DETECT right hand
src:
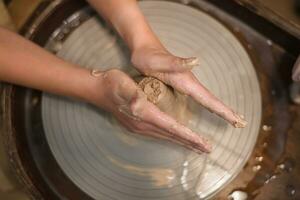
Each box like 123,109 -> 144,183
131,46 -> 247,128
91,69 -> 212,153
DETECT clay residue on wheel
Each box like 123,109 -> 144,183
138,76 -> 190,125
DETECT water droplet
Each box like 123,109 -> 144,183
264,173 -> 271,179
277,164 -> 285,170
70,19 -> 80,27
234,27 -> 240,32
262,142 -> 268,148
277,163 -> 285,170
264,174 -> 277,185
31,97 -> 39,106
267,39 -> 273,46
264,179 -> 270,185
262,125 -> 272,132
255,156 -> 264,162
270,175 -> 277,181
277,158 -> 295,172
62,27 -> 70,34
252,165 -> 261,172
56,32 -> 64,40
271,90 -> 276,95
286,185 -> 296,196
183,161 -> 189,167
228,190 -> 248,200
50,41 -> 63,52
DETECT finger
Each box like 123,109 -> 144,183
130,96 -> 212,153
147,126 -> 212,154
148,55 -> 199,73
137,124 -> 209,154
116,110 -> 209,154
165,72 -> 247,128
115,106 -> 203,150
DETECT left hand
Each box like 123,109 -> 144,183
90,69 -> 212,153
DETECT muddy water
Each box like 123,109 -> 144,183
212,36 -> 300,199
223,101 -> 300,200
220,82 -> 299,200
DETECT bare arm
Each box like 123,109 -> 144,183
0,27 -> 211,153
0,27 -> 100,103
0,1 -> 245,153
87,0 -> 199,73
87,0 -> 162,51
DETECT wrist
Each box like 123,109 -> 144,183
75,68 -> 105,107
131,33 -> 163,53
108,2 -> 163,52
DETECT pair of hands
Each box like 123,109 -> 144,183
84,0 -> 246,153
93,45 -> 246,153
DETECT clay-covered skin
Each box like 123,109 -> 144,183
137,76 -> 214,153
138,77 -> 189,125
153,71 -> 248,128
137,76 -> 247,129
136,76 -> 248,153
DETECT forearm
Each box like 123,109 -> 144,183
0,27 -> 101,104
87,0 -> 162,51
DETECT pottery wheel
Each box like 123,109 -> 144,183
42,1 -> 261,199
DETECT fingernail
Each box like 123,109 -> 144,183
183,57 -> 199,69
197,137 -> 212,153
90,69 -> 102,77
233,114 -> 247,128
204,141 -> 213,153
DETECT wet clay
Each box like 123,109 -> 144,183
137,76 -> 190,125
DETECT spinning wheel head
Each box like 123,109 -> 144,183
41,1 -> 262,199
